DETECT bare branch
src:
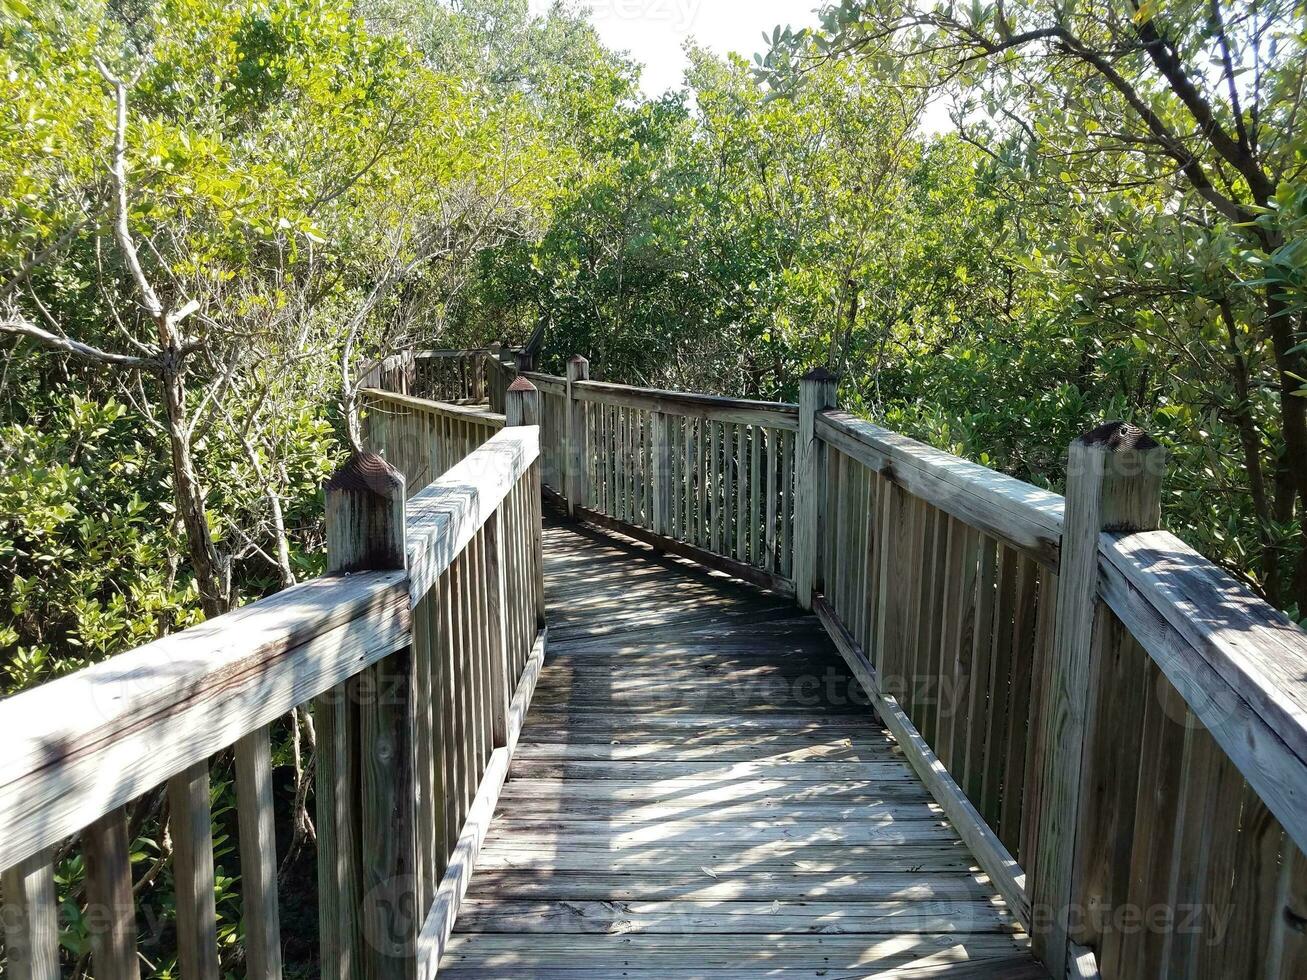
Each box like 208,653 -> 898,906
0,314 -> 159,368
93,58 -> 166,324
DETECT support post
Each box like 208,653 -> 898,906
794,367 -> 838,609
1031,422 -> 1164,976
321,452 -> 413,979
514,349 -> 534,373
507,378 -> 546,628
565,356 -> 590,517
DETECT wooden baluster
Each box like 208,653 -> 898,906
780,429 -> 794,578
735,423 -> 747,562
84,807 -> 139,980
749,425 -> 762,565
169,761 -> 220,980
765,428 -> 778,572
652,410 -> 670,537
235,726 -> 284,980
1031,422 -> 1164,975
684,416 -> 695,544
794,368 -> 838,608
322,451 -> 414,979
2,850 -> 60,980
606,406 -> 617,519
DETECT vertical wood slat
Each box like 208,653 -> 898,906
485,509 -> 510,749
653,411 -> 670,537
169,761 -> 220,980
2,850 -> 60,980
235,726 -> 284,980
780,429 -> 794,578
749,425 -> 762,566
735,423 -> 747,563
765,428 -> 778,572
84,807 -> 139,980
980,546 -> 1019,828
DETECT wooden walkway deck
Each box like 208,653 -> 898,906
439,520 -> 1044,978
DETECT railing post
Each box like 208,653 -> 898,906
321,452 -> 414,979
507,378 -> 547,628
565,356 -> 590,517
653,411 -> 671,537
794,367 -> 838,609
1031,421 -> 1164,976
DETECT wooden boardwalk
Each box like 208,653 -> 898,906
439,520 -> 1044,977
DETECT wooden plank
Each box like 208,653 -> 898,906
1,850 -> 60,980
781,428 -> 794,578
234,726 -> 283,980
440,933 -> 1032,970
475,839 -> 981,874
437,966 -> 1047,980
454,898 -> 1019,934
710,420 -> 722,554
735,422 -> 747,561
464,869 -> 999,902
169,761 -> 220,980
315,684 -> 362,980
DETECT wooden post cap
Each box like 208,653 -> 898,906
324,452 -> 407,574
802,366 -> 839,383
506,377 -> 540,428
1075,420 -> 1161,453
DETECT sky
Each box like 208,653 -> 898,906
531,0 -> 821,96
528,0 -> 954,132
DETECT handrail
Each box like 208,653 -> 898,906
816,409 -> 1064,568
575,378 -> 799,429
0,570 -> 410,871
362,387 -> 505,426
0,423 -> 546,979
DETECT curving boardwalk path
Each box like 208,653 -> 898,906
438,521 -> 1045,978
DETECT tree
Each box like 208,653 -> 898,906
760,0 -> 1307,608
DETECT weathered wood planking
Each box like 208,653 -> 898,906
438,521 -> 1039,975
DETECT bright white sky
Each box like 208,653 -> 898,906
531,0 -> 822,96
528,0 -> 954,131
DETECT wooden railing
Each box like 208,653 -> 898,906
0,423 -> 545,980
397,351 -> 1307,979
362,388 -> 505,494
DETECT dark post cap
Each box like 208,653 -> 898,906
1077,421 -> 1160,452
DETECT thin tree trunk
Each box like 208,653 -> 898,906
161,364 -> 229,617
1263,289 -> 1307,612
1220,298 -> 1278,602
